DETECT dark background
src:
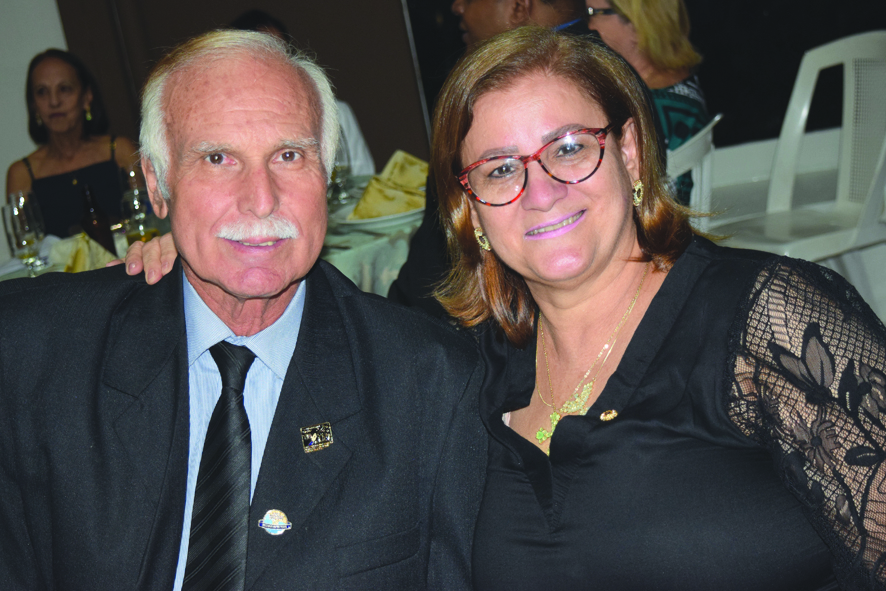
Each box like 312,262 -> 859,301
55,0 -> 430,163
406,0 -> 886,148
55,0 -> 886,164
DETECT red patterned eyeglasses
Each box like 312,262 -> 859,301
457,125 -> 613,206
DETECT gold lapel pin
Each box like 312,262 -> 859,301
301,422 -> 333,453
600,409 -> 618,421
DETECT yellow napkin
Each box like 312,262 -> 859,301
349,150 -> 427,220
378,150 -> 428,188
49,233 -> 117,273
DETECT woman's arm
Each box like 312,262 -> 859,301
729,259 -> 886,588
5,160 -> 32,199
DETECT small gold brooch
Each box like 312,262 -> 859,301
300,422 -> 333,453
600,409 -> 618,421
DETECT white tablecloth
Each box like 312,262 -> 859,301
321,218 -> 420,296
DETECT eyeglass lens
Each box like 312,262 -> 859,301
467,132 -> 603,205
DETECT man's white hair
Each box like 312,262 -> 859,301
140,29 -> 339,199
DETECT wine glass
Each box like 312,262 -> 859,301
3,194 -> 46,277
121,185 -> 159,245
327,129 -> 353,209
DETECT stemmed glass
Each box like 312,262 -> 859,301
3,192 -> 47,277
327,129 -> 353,209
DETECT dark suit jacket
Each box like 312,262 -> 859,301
0,261 -> 487,590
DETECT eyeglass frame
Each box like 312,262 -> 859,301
587,7 -> 619,17
456,124 -> 614,207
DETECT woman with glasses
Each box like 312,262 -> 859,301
587,0 -> 709,203
436,27 -> 885,589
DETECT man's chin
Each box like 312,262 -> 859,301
185,261 -> 303,300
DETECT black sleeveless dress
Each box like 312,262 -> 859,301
23,137 -> 126,237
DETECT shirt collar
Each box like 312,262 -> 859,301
554,18 -> 584,31
183,272 -> 306,380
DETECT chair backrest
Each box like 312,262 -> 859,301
857,134 -> 886,238
768,31 -> 886,214
667,113 -> 722,226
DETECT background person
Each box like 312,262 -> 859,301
5,49 -> 140,236
451,0 -> 588,47
587,0 -> 710,201
432,27 -> 886,588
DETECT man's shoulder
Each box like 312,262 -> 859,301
0,265 -> 173,332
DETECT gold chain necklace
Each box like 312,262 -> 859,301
535,262 -> 650,448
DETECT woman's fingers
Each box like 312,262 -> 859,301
124,233 -> 178,284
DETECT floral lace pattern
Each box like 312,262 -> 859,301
728,258 -> 886,589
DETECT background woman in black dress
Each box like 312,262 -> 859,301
5,49 -> 140,237
433,27 -> 886,589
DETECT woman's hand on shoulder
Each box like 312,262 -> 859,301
121,232 -> 178,284
5,160 -> 32,198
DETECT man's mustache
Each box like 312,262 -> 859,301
216,216 -> 300,241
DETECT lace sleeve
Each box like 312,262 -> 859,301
728,258 -> 886,589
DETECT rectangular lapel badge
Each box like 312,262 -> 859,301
301,422 -> 333,453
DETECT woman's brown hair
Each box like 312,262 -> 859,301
433,27 -> 693,347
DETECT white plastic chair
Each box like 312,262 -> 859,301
718,31 -> 886,261
667,113 -> 723,230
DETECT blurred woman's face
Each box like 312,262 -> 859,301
30,57 -> 92,136
586,1 -> 637,61
462,73 -> 641,292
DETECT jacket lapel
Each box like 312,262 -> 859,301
102,265 -> 190,586
245,264 -> 364,588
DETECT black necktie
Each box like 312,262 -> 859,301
183,342 -> 256,591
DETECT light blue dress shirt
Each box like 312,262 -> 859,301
173,275 -> 306,590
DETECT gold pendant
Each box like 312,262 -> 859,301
536,411 -> 561,444
561,380 -> 595,414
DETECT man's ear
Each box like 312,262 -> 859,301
508,0 -> 532,27
141,158 -> 169,219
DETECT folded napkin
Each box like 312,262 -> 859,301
49,233 -> 117,273
349,150 -> 427,220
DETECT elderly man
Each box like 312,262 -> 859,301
0,30 -> 485,590
451,0 -> 588,46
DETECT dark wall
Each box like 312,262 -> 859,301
56,0 -> 430,164
688,0 -> 886,147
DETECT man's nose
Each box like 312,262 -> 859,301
241,164 -> 279,218
451,0 -> 464,16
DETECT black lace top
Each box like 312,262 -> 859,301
472,237 -> 886,590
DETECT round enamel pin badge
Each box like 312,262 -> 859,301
258,509 -> 292,536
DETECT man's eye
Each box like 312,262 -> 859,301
281,150 -> 300,162
208,154 -> 224,165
